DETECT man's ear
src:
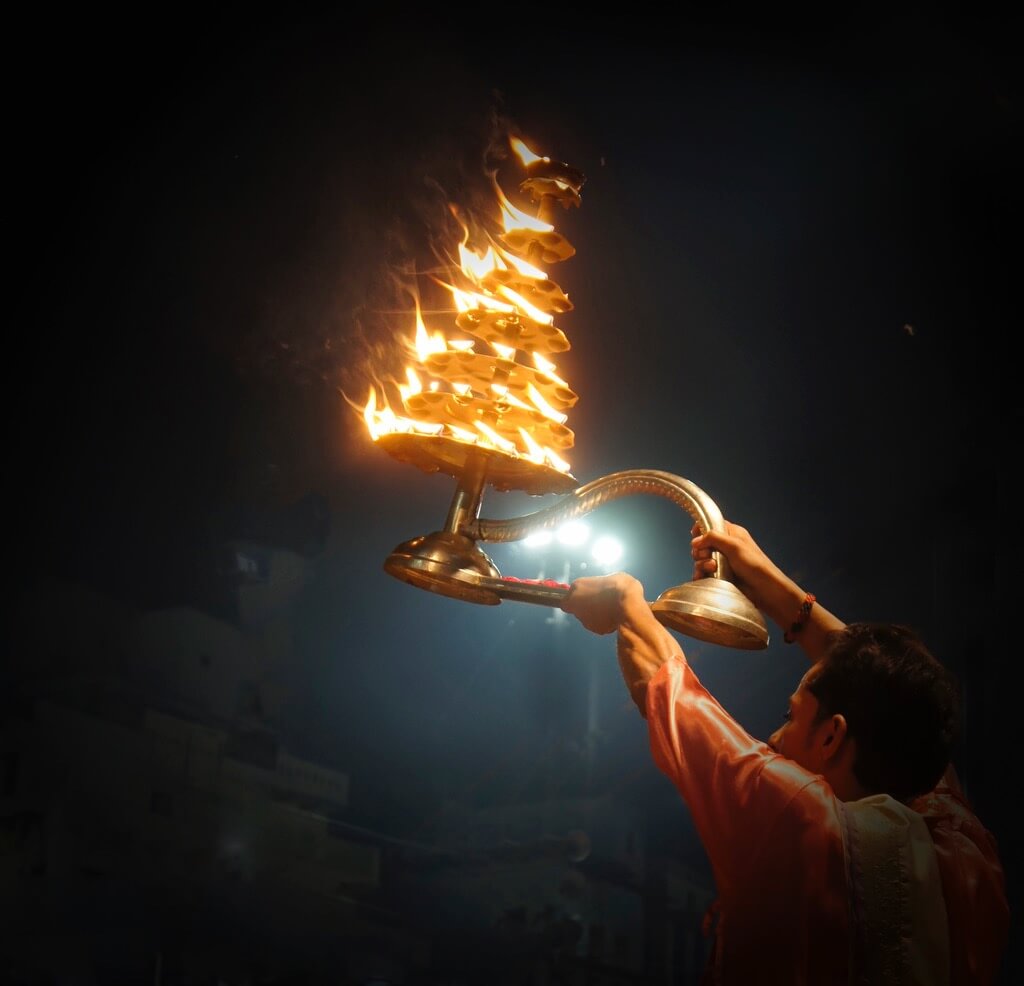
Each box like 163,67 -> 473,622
819,713 -> 849,763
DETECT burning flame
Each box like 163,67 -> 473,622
494,180 -> 553,235
361,386 -> 443,441
355,133 -> 577,476
511,137 -> 549,167
495,243 -> 546,280
457,242 -> 499,282
495,286 -> 554,326
443,282 -> 514,315
525,383 -> 568,424
412,300 -> 446,360
533,352 -> 567,386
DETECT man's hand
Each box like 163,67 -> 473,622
690,520 -> 786,614
560,572 -> 646,635
691,519 -> 846,663
562,572 -> 685,714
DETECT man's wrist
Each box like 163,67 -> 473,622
764,578 -> 810,630
783,592 -> 816,643
616,575 -> 649,625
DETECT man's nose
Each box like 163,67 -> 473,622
767,728 -> 781,753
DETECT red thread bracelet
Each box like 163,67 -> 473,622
783,592 -> 816,643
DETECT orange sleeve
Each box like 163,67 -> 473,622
644,656 -> 841,895
643,656 -> 851,982
911,771 -> 1010,986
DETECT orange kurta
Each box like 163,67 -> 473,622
644,656 -> 1008,985
909,769 -> 1010,986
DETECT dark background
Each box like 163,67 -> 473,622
8,10 -> 1019,984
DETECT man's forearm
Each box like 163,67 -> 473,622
691,525 -> 846,665
616,589 -> 684,715
757,574 -> 846,664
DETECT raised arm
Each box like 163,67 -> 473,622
559,572 -> 682,714
560,570 -> 840,899
691,521 -> 845,663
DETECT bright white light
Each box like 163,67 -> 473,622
557,521 -> 591,547
524,530 -> 553,548
592,536 -> 624,567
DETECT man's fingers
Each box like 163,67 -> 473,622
692,530 -> 728,552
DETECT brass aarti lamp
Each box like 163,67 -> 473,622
360,137 -> 768,651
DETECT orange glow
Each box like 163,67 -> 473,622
495,181 -> 553,235
442,281 -> 515,315
474,420 -> 517,454
496,242 -> 546,280
361,386 -> 444,441
518,426 -> 546,462
496,285 -> 555,326
511,137 -> 549,167
352,138 -> 577,476
458,242 -> 499,283
412,300 -> 446,361
526,383 -> 568,425
543,446 -> 571,472
398,367 -> 422,402
532,352 -> 568,386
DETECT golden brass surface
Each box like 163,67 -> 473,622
384,467 -> 770,650
377,433 -> 578,495
454,310 -> 570,353
375,147 -> 767,650
401,394 -> 574,448
422,352 -> 578,410
650,578 -> 769,650
384,532 -> 502,605
500,229 -> 575,264
482,270 -> 573,314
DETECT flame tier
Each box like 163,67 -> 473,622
404,392 -> 574,449
522,160 -> 585,208
482,270 -> 573,314
454,310 -> 570,353
521,176 -> 581,209
500,229 -> 575,263
422,352 -> 577,409
364,139 -> 585,495
379,433 -> 578,495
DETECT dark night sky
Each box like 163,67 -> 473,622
9,9 -> 1021,975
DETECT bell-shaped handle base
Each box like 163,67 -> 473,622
384,531 -> 503,605
651,578 -> 769,650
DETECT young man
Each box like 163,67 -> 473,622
560,521 -> 1008,985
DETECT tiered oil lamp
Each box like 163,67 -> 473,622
359,137 -> 768,650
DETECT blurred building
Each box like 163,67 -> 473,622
389,794 -> 714,984
3,538 -> 716,984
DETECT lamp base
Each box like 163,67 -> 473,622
384,531 -> 503,605
651,578 -> 769,650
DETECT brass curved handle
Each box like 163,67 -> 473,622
385,469 -> 769,649
465,469 -> 733,583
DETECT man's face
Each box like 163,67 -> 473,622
768,665 -> 829,775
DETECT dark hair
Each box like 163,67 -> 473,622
807,622 -> 961,803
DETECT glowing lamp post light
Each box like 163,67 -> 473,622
353,134 -> 768,651
591,536 -> 623,569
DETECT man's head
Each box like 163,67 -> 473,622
768,622 -> 960,803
